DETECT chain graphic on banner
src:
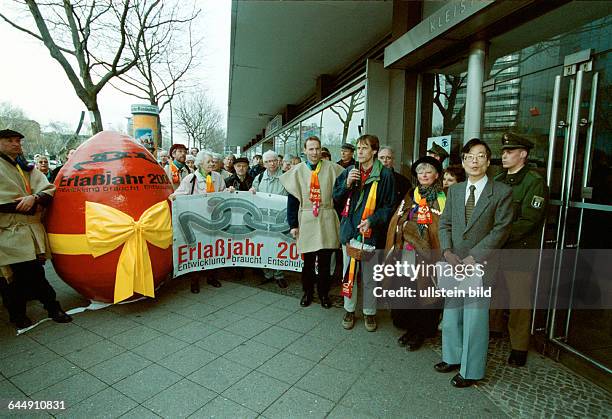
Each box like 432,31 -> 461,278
177,196 -> 291,244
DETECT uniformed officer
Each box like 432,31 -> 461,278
491,132 -> 548,367
427,142 -> 449,164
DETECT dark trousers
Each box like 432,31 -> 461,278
302,249 -> 333,297
392,308 -> 440,338
1,260 -> 59,321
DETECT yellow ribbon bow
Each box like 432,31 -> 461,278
48,200 -> 172,303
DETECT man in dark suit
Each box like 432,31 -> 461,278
435,138 -> 513,387
378,146 -> 412,208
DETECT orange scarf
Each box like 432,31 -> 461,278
169,161 -> 180,184
205,173 -> 214,192
341,181 -> 378,299
309,161 -> 322,216
16,165 -> 32,194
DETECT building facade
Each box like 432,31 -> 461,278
227,0 -> 612,386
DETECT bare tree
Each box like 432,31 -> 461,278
329,90 -> 365,143
0,0 -> 167,134
109,1 -> 201,114
175,90 -> 224,152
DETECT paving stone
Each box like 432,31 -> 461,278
242,291 -> 283,306
64,340 -> 126,369
224,299 -> 267,315
132,335 -> 188,361
81,317 -> 141,338
223,317 -> 272,338
11,358 -> 79,395
272,295 -> 302,312
137,311 -> 193,334
119,405 -> 162,418
296,364 -> 358,402
195,330 -> 247,355
0,345 -> 59,377
143,378 -> 216,418
191,396 -> 258,418
224,340 -> 279,368
252,325 -> 302,350
202,309 -> 245,329
87,352 -> 151,385
157,345 -> 218,376
249,306 -> 294,324
187,357 -> 251,393
285,334 -> 336,362
26,321 -> 83,346
171,302 -> 220,320
168,320 -> 220,343
222,370 -> 291,413
45,329 -> 104,356
256,351 -> 316,385
31,371 -> 107,409
327,404 -> 377,418
56,387 -> 137,419
262,387 -> 334,419
113,364 -> 181,403
0,377 -> 27,399
109,325 -> 162,349
0,335 -> 41,360
277,313 -> 322,333
307,320 -> 350,343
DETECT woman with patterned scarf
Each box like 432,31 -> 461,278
385,155 -> 445,351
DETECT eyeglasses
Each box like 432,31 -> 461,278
463,153 -> 487,162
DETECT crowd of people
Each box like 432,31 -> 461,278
0,127 -> 547,389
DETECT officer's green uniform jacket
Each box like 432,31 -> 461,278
495,165 -> 547,249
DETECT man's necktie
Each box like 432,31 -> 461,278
465,185 -> 476,223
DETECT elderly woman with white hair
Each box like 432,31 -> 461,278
172,150 -> 226,291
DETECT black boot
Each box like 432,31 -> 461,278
48,304 -> 72,323
207,277 -> 222,288
190,276 -> 200,293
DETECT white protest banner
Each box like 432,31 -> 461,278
172,191 -> 303,277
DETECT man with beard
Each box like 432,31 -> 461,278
165,144 -> 190,190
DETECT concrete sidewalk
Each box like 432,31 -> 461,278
0,266 -> 609,418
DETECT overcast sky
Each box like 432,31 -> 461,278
0,0 -> 231,142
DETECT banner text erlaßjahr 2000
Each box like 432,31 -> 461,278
172,191 -> 303,277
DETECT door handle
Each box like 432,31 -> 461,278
545,240 -> 558,244
558,120 -> 569,128
565,243 -> 578,248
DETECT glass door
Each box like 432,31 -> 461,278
537,49 -> 612,372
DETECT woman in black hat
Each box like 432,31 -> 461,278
385,156 -> 445,351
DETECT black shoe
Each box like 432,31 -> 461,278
190,279 -> 200,294
320,295 -> 332,309
451,373 -> 477,388
207,278 -> 222,288
11,316 -> 33,329
434,362 -> 460,373
397,332 -> 412,347
276,277 -> 288,289
405,334 -> 424,351
300,293 -> 313,307
508,350 -> 527,367
49,309 -> 72,324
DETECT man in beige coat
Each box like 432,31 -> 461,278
0,129 -> 72,329
280,136 -> 343,308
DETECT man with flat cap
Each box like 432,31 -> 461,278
491,132 -> 548,367
0,129 -> 72,329
427,142 -> 449,164
165,143 -> 191,190
225,157 -> 253,191
337,143 -> 356,169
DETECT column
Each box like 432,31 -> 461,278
464,40 -> 487,144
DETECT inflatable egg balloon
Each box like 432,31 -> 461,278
45,131 -> 174,303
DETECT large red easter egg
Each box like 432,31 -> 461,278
45,131 -> 173,303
